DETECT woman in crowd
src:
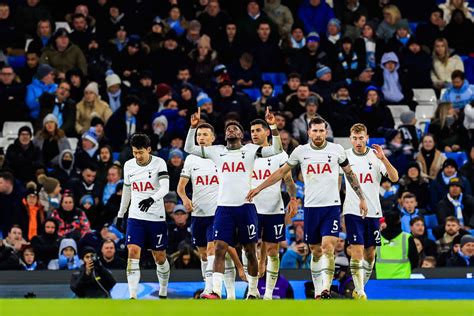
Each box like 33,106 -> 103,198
51,192 -> 91,241
431,38 -> 464,90
33,114 -> 71,168
416,134 -> 447,179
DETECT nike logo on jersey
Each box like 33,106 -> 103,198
192,168 -> 200,171
303,157 -> 311,160
219,154 -> 226,156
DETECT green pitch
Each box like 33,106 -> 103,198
1,299 -> 473,316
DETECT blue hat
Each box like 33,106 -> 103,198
197,92 -> 212,107
339,232 -> 346,240
80,194 -> 94,206
364,85 -> 379,95
168,148 -> 184,161
307,32 -> 320,43
316,66 -> 331,79
328,18 -> 341,30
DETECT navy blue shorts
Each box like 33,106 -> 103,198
191,216 -> 215,247
304,206 -> 341,245
126,218 -> 168,251
214,204 -> 258,246
344,214 -> 381,247
258,213 -> 286,243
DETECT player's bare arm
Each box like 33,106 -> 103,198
247,163 -> 291,202
283,170 -> 298,218
258,107 -> 283,157
342,164 -> 368,217
177,177 -> 193,212
372,144 -> 399,182
185,108 -> 208,158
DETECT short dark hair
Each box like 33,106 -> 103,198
197,123 -> 215,134
403,192 -> 417,200
225,120 -> 244,133
130,133 -> 151,149
82,163 -> 97,172
125,95 -> 140,107
288,73 -> 301,80
258,21 -> 270,29
451,70 -> 465,81
250,119 -> 269,130
72,13 -> 86,21
298,83 -> 309,90
308,117 -> 328,129
410,216 -> 424,226
0,171 -> 14,184
445,216 -> 460,224
261,80 -> 273,89
9,224 -> 21,233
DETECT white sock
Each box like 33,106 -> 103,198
362,259 -> 374,285
224,253 -> 236,300
127,258 -> 140,299
264,255 -> 279,299
241,248 -> 249,279
204,255 -> 215,294
200,259 -> 207,280
247,274 -> 259,297
350,259 -> 365,295
310,255 -> 323,297
156,259 -> 170,297
320,253 -> 335,292
212,272 -> 224,297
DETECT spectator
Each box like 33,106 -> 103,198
379,52 -> 406,105
19,244 -> 45,270
101,165 -> 123,205
398,111 -> 421,149
376,4 -> 402,42
334,37 -> 364,84
252,82 -> 279,116
19,184 -> 45,241
168,149 -> 185,192
281,241 -> 310,269
460,146 -> 474,189
173,244 -> 201,269
79,223 -> 124,254
436,216 -> 464,260
75,82 -> 113,135
358,86 -> 395,137
153,99 -> 187,140
400,193 -> 426,233
284,83 -> 318,119
188,35 -> 219,90
437,177 -> 474,228
349,67 -> 377,105
292,95 -> 332,144
14,0 -> 52,38
416,134 -> 447,179
428,102 -> 469,152
0,65 -> 28,126
143,17 -> 166,54
47,238 -> 82,270
106,24 -> 129,59
100,239 -> 126,269
297,0 -> 335,35
283,24 -> 306,50
51,193 -> 91,241
342,11 -> 367,42
216,21 -> 243,66
399,37 -> 433,91
440,0 -> 474,23
66,69 -> 85,103
66,165 -> 101,206
33,114 -> 71,168
101,73 -> 126,114
69,13 -> 94,53
166,5 -> 187,37
441,70 -> 474,110
70,246 -> 117,298
167,205 -> 192,255
48,149 -> 75,187
37,174 -> 61,216
96,145 -> 114,185
431,159 -> 472,206
3,225 -> 28,253
382,128 -> 414,175
30,218 -> 60,265
287,32 -> 328,81
28,19 -> 53,53
25,64 -> 57,120
38,81 -> 77,137
40,28 -> 88,77
446,234 -> 474,266
415,8 -> 446,50
199,1 -> 229,43
151,30 -> 188,85
238,0 -> 277,44
112,35 -> 146,83
398,162 -> 432,210
421,256 -> 437,268
280,129 -> 299,155
229,52 -> 261,89
410,217 -> 438,257
4,126 -> 42,184
337,0 -> 368,26
263,0 -> 293,38
431,38 -> 464,90
105,95 -> 141,152
386,19 -> 412,56
0,172 -> 27,237
354,22 -> 385,70
251,22 -> 283,72
213,80 -> 256,127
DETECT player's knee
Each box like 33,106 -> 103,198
350,245 -> 364,259
153,251 -> 167,264
127,245 -> 140,259
321,244 -> 335,255
365,251 -> 376,263
215,244 -> 227,258
266,244 -> 279,257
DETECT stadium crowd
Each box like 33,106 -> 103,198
0,0 -> 473,275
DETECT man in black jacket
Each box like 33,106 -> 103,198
447,235 -> 474,267
437,177 -> 474,229
70,246 -> 116,298
0,65 -> 29,126
30,218 -> 61,265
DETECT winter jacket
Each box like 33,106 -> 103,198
263,0 -> 294,37
75,99 -> 112,135
436,194 -> 474,227
33,134 -> 71,167
428,118 -> 469,151
104,109 -> 141,152
40,43 -> 88,75
51,208 -> 91,240
431,54 -> 464,87
430,172 -> 472,206
30,222 -> 61,265
328,98 -> 359,137
446,251 -> 474,267
0,82 -> 29,125
376,21 -> 397,43
441,80 -> 474,110
297,0 -> 335,35
463,102 -> 474,129
280,248 -> 310,269
25,79 -> 57,120
48,149 -> 77,187
439,0 -> 474,23
39,94 -> 77,137
47,238 -> 82,270
380,52 -> 404,103
0,181 -> 26,237
400,208 -> 425,233
416,149 -> 446,180
70,264 -> 116,298
399,46 -> 433,89
4,140 -> 42,183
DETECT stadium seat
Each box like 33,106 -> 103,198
262,72 -> 287,85
387,105 -> 410,127
2,121 -> 34,140
424,214 -> 439,229
333,137 -> 352,149
54,21 -> 72,33
112,152 -> 120,162
368,138 -> 385,146
7,56 -> 26,69
68,138 -> 78,152
413,89 -> 437,106
242,88 -> 260,102
444,152 -> 468,167
0,137 -> 10,150
408,22 -> 418,34
427,228 -> 436,241
273,85 -> 283,96
415,105 -> 436,132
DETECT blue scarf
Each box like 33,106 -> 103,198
442,172 -> 457,185
291,36 -> 306,49
22,261 -> 38,271
447,193 -> 464,226
52,99 -> 64,128
107,90 -> 122,113
458,250 -> 472,266
115,38 -> 128,52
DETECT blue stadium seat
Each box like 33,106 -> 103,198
444,152 -> 468,168
273,85 -> 283,96
427,228 -> 436,241
424,214 -> 439,229
7,56 -> 26,69
112,152 -> 120,162
243,88 -> 260,102
262,72 -> 287,85
409,22 -> 418,34
469,229 -> 474,236
464,57 -> 474,84
368,138 -> 385,146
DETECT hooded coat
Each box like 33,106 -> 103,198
47,238 -> 82,270
30,219 -> 61,265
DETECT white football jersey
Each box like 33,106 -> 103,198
123,155 -> 168,221
344,148 -> 387,218
252,151 -> 288,215
287,142 -> 347,207
180,155 -> 219,217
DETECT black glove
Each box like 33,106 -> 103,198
138,197 -> 155,212
116,217 -> 125,233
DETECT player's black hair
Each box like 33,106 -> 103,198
225,120 -> 244,133
197,123 -> 215,134
250,119 -> 269,130
130,133 -> 151,149
308,117 -> 328,129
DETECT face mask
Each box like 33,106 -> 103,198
446,115 -> 456,127
153,126 -> 165,136
62,159 -> 72,169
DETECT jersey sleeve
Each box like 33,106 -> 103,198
337,145 -> 349,167
378,154 -> 388,177
123,161 -> 131,186
279,151 -> 289,167
158,158 -> 170,180
180,156 -> 192,179
287,146 -> 301,168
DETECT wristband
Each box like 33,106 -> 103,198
270,124 -> 277,130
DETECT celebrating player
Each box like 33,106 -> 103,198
248,119 -> 298,300
116,134 -> 170,299
177,123 -> 242,299
345,124 -> 399,300
247,117 -> 368,299
184,107 -> 283,299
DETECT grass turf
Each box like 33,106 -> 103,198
1,299 -> 473,316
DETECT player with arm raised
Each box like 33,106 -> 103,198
345,124 -> 399,300
248,118 -> 298,300
116,134 -> 170,299
247,117 -> 368,299
184,107 -> 282,299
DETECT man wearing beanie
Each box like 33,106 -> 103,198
4,126 -> 41,183
37,174 -> 61,216
447,234 -> 474,267
155,83 -> 172,112
288,31 -> 329,81
25,64 -> 57,120
398,110 -> 420,149
431,159 -> 472,206
76,82 -> 113,134
437,177 -> 474,229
